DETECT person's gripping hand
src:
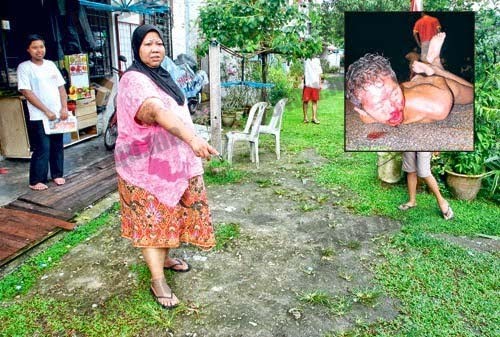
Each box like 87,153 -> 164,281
60,107 -> 69,120
46,111 -> 57,121
189,136 -> 219,159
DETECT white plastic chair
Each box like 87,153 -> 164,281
259,98 -> 287,160
226,102 -> 268,167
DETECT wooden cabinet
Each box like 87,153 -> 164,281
0,96 -> 99,159
0,96 -> 31,158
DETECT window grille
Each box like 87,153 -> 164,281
144,11 -> 173,59
86,4 -> 112,78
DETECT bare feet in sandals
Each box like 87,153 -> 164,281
398,202 -> 416,211
29,182 -> 48,191
53,177 -> 66,185
439,201 -> 454,220
164,258 -> 191,272
150,278 -> 179,309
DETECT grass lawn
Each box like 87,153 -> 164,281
0,89 -> 498,337
282,89 -> 499,337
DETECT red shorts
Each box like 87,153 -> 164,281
302,87 -> 320,102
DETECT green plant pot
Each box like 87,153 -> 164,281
446,170 -> 484,200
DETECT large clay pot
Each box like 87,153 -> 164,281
377,152 -> 403,184
446,170 -> 483,200
222,113 -> 236,127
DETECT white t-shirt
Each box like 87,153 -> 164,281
304,58 -> 323,89
17,60 -> 66,121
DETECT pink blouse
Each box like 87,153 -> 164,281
114,71 -> 203,207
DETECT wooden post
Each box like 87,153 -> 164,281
260,52 -> 268,101
209,39 -> 222,154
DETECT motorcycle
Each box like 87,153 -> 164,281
163,53 -> 209,115
103,55 -> 126,150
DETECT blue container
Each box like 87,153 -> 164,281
63,133 -> 72,145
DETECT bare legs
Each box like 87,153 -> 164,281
142,247 -> 179,308
302,102 -> 309,123
422,174 -> 449,214
311,101 -> 319,123
405,172 -> 418,207
303,101 -> 319,124
426,32 -> 446,67
410,32 -> 473,105
401,172 -> 453,220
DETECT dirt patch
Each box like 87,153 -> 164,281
27,148 -> 402,336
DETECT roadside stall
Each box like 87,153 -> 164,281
0,0 -> 114,158
0,0 -> 172,158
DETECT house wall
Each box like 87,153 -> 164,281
171,0 -> 205,59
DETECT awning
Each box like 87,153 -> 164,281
79,0 -> 170,15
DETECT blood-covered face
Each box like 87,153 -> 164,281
357,75 -> 405,126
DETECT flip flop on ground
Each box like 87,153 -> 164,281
29,183 -> 48,191
164,258 -> 191,272
150,278 -> 179,309
441,205 -> 454,220
312,119 -> 320,124
398,203 -> 416,211
53,177 -> 66,185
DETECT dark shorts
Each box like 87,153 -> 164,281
302,87 -> 320,102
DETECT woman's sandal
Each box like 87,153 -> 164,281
150,279 -> 179,309
164,258 -> 191,273
442,205 -> 454,220
398,203 -> 416,211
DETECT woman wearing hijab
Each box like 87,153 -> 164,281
115,24 -> 218,309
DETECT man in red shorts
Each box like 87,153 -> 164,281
302,57 -> 323,124
413,12 -> 441,61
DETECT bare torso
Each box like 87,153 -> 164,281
401,75 -> 453,124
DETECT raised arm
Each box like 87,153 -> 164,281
136,97 -> 218,159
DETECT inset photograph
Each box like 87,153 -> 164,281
344,12 -> 474,152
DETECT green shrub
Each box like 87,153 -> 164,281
267,63 -> 294,105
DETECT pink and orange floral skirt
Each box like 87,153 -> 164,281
118,175 -> 215,250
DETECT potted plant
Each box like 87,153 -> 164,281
221,85 -> 248,127
439,151 -> 487,200
436,60 -> 499,201
437,118 -> 498,201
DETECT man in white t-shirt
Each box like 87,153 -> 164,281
17,34 -> 68,191
302,57 -> 323,124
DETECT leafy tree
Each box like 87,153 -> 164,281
197,0 -> 322,59
198,0 -> 323,99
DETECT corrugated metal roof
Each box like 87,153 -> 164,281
80,0 -> 170,15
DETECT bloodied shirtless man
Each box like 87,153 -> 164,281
345,32 -> 473,127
